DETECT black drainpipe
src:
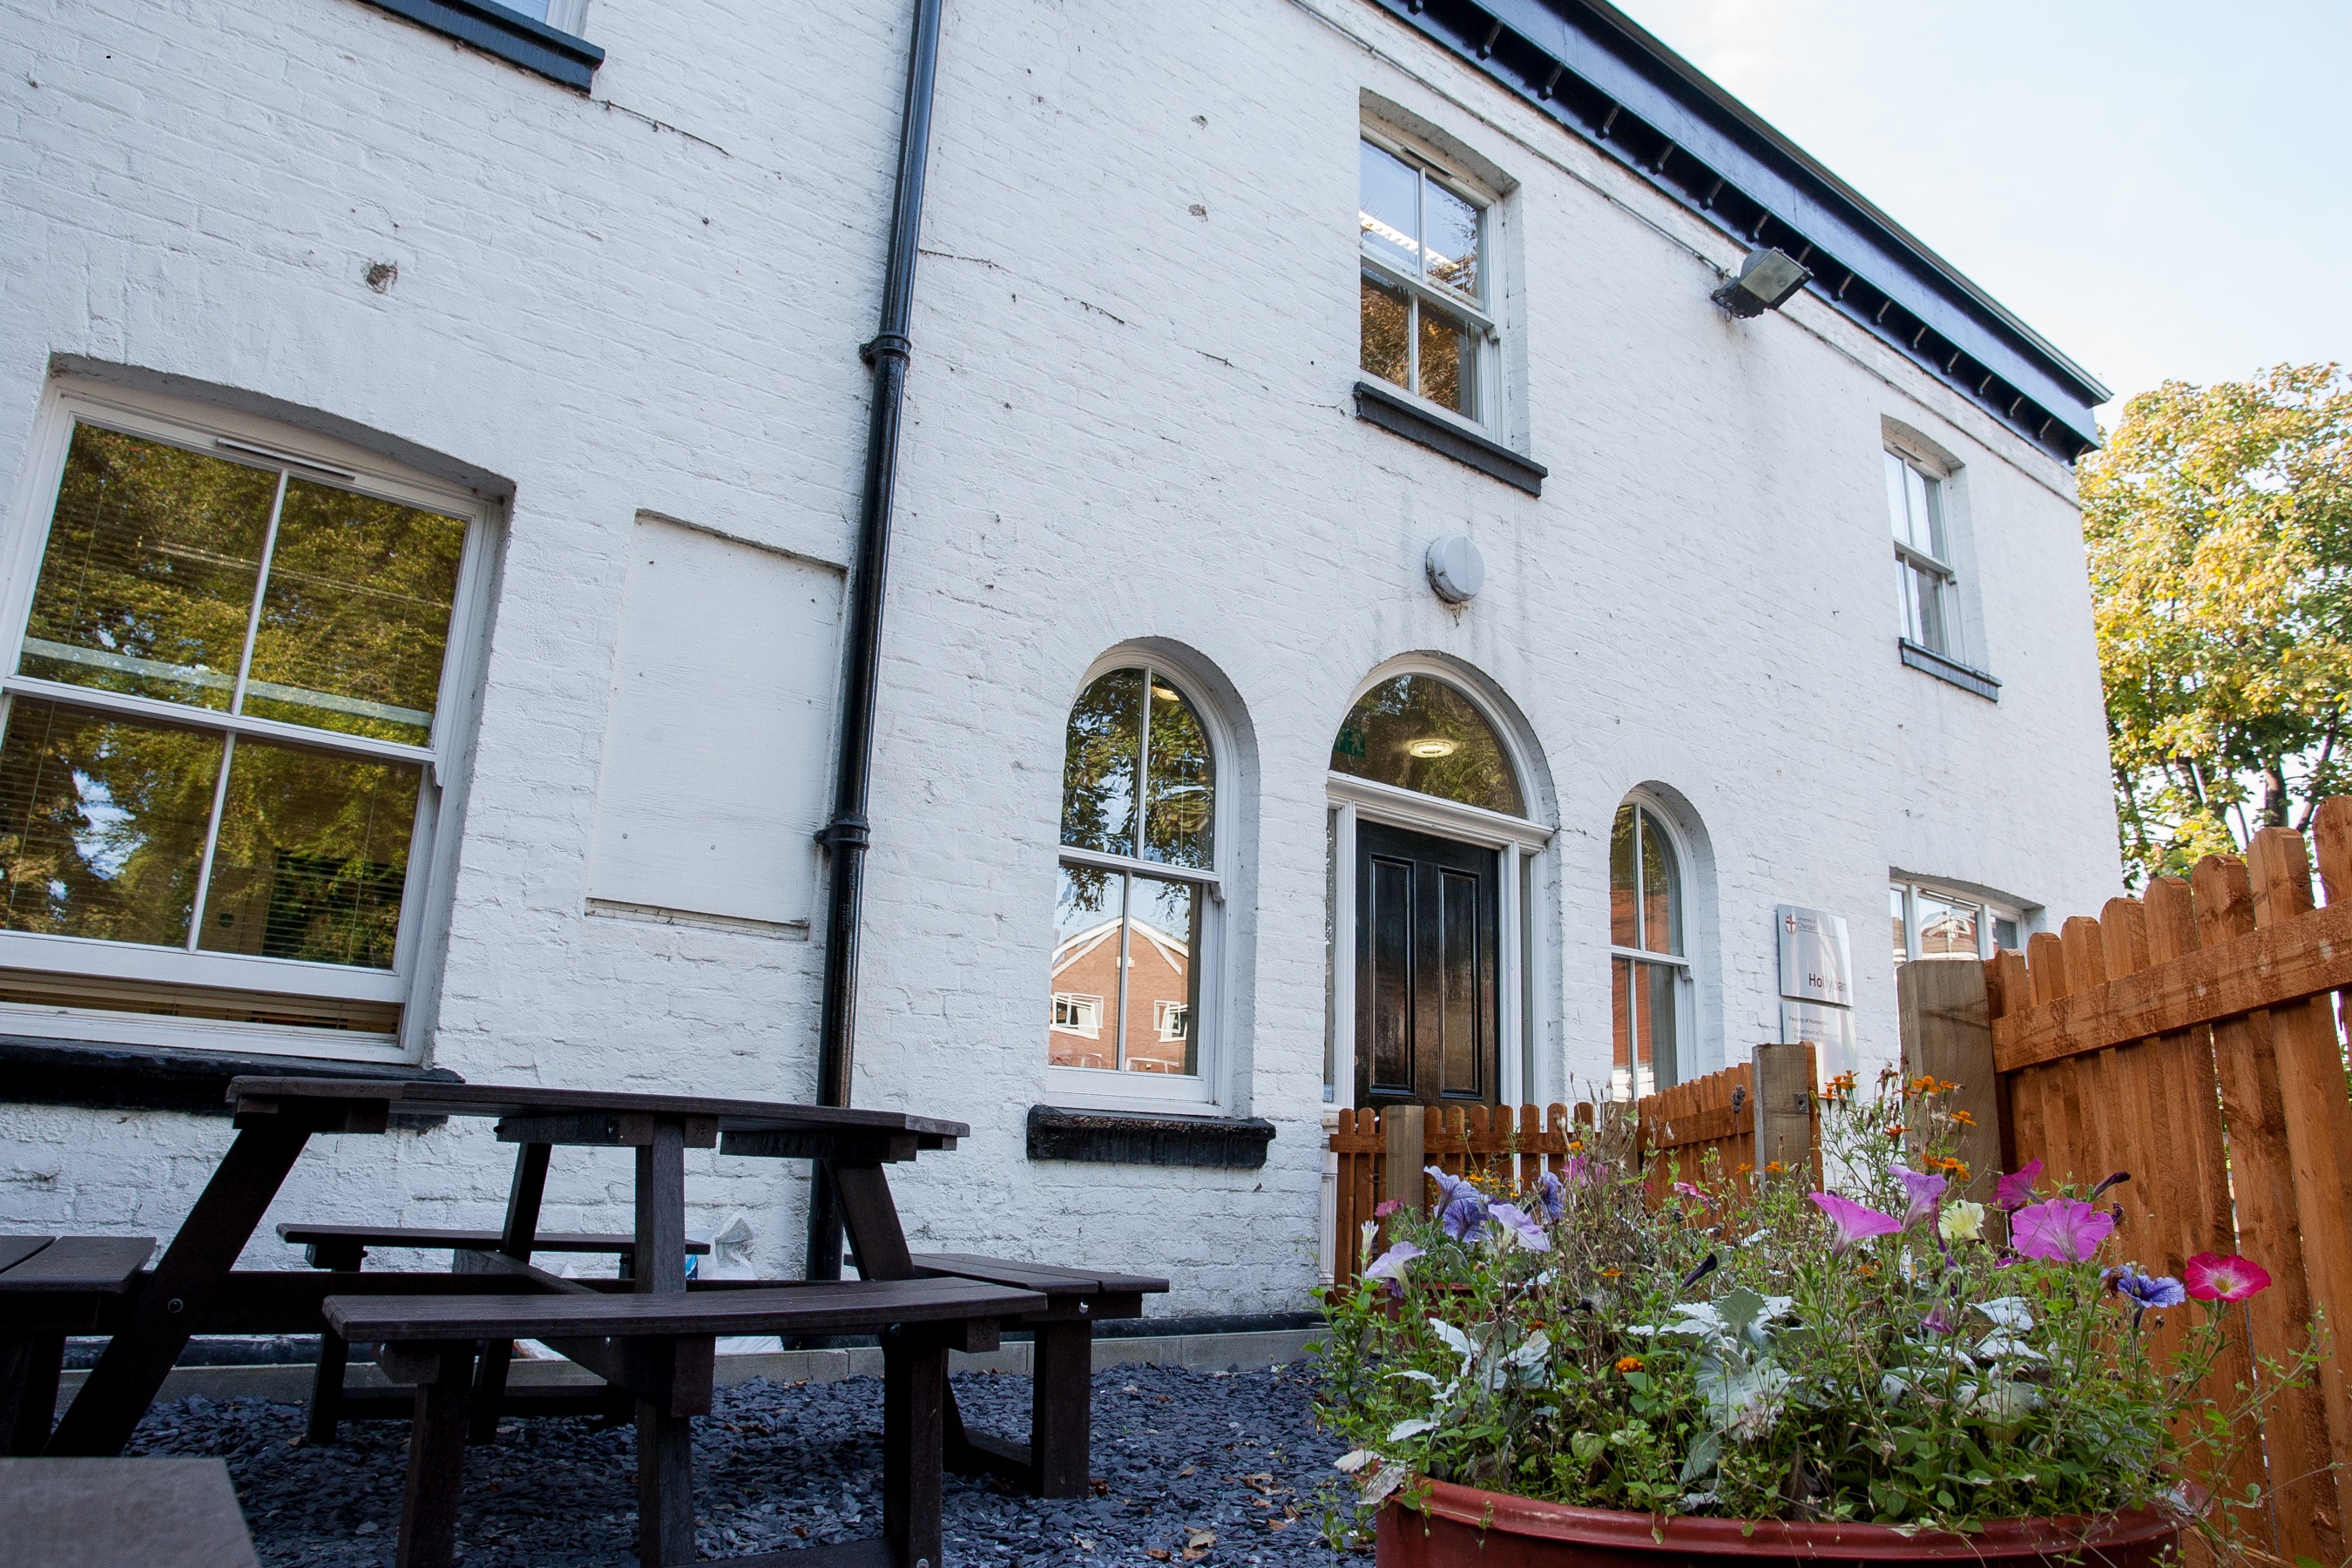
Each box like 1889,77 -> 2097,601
806,0 -> 945,1281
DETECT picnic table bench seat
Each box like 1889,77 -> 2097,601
909,1252 -> 1169,1497
0,1235 -> 156,1456
277,1220 -> 714,1444
327,1275 -> 1047,1568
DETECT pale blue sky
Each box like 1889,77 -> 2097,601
1611,1 -> 2351,421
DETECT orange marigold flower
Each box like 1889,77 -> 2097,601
1598,1267 -> 1623,1278
1886,1125 -> 1908,1140
1765,1160 -> 1785,1175
1950,1110 -> 1976,1126
1855,1263 -> 1877,1278
1615,1355 -> 1645,1374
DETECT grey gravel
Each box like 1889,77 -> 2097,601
125,1362 -> 1360,1565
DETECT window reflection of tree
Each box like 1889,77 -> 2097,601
1329,674 -> 1522,815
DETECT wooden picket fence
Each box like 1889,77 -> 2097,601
1899,798 -> 2352,1566
1325,1043 -> 1819,1292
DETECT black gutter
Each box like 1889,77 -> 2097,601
805,0 -> 945,1281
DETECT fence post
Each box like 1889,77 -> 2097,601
1896,956 -> 2003,1206
1382,1105 -> 1425,1209
1751,1042 -> 1814,1181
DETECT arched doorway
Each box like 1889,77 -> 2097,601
1328,668 -> 1550,1112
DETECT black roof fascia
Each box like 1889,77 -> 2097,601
1365,0 -> 2109,458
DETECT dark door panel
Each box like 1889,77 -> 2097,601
1355,821 -> 1498,1109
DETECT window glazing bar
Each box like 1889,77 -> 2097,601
0,675 -> 437,767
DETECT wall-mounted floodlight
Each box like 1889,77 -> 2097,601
1712,247 -> 1812,318
1426,534 -> 1484,605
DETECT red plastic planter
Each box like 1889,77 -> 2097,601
1379,1477 -> 2187,1568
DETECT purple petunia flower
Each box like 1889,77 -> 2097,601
1535,1170 -> 1566,1221
1561,1153 -> 1597,1186
1364,1240 -> 1422,1282
1808,1192 -> 1903,1253
2011,1197 -> 2114,1263
1895,1168 -> 1947,1228
1994,1159 -> 2044,1213
1427,1166 -> 1490,1240
1922,1301 -> 1958,1335
1487,1202 -> 1551,1253
2110,1266 -> 2186,1311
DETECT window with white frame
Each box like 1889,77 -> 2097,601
1886,448 -> 1963,660
1051,663 -> 1219,1090
1360,135 -> 1491,423
503,0 -> 591,35
0,386 -> 492,1057
1890,881 -> 2022,965
1609,801 -> 1687,1098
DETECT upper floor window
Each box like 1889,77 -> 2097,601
504,0 -> 590,34
1890,881 -> 2022,965
0,386 -> 494,1057
1610,801 -> 1686,1098
1051,664 -> 1219,1086
1360,137 -> 1490,424
1887,449 -> 1962,660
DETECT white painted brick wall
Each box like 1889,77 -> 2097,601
0,0 -> 2119,1318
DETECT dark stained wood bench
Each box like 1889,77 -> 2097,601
276,1221 -> 713,1444
0,1455 -> 260,1567
328,1274 -> 1046,1568
0,1236 -> 156,1456
909,1253 -> 1168,1497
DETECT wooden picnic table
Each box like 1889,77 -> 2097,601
45,1075 -> 969,1565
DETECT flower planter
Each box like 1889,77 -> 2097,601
1379,1477 -> 2187,1568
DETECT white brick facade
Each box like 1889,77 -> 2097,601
0,0 -> 2119,1317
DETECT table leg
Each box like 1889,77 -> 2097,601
829,1161 -> 914,1281
1031,1321 -> 1095,1497
883,1328 -> 946,1568
1,1332 -> 65,1456
635,1119 -> 693,1568
48,1125 -> 309,1456
306,1328 -> 351,1446
470,1141 -> 552,1443
397,1343 -> 476,1568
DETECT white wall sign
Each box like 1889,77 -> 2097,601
1775,905 -> 1853,1006
1780,999 -> 1857,1080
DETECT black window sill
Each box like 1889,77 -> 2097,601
1352,380 -> 1546,497
357,0 -> 604,91
1899,639 -> 2002,701
1026,1105 -> 1276,1169
0,1036 -> 461,1119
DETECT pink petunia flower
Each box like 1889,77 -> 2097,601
1994,1159 -> 2044,1213
1673,1181 -> 1705,1203
1373,1200 -> 1403,1219
1895,1168 -> 1947,1227
2184,1253 -> 2274,1303
1808,1192 -> 1903,1253
2010,1197 -> 2114,1263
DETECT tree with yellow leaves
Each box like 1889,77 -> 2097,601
2081,364 -> 2352,885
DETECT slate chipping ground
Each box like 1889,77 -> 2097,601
125,1363 -> 1356,1565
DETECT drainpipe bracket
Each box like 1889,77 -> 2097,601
859,333 -> 913,368
815,814 -> 872,852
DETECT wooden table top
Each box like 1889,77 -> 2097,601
225,1077 -> 969,1144
0,1235 -> 156,1294
0,1457 -> 259,1568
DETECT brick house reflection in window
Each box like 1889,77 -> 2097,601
1050,664 -> 1216,1076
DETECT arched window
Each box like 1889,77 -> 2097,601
1610,801 -> 1686,1097
1051,665 -> 1216,1079
1330,673 -> 1522,815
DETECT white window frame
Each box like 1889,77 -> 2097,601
1046,652 -> 1232,1112
1887,445 -> 1963,662
0,379 -> 498,1064
1891,879 -> 2024,963
1608,796 -> 1693,1101
504,0 -> 591,35
1359,128 -> 1499,436
1324,657 -> 1554,1112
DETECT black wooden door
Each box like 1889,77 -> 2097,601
1355,821 -> 1499,1109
